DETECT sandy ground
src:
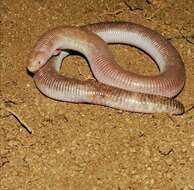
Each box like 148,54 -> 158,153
1,0 -> 194,189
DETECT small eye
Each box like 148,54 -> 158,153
38,61 -> 41,65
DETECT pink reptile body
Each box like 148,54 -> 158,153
28,22 -> 185,114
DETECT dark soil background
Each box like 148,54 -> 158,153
0,0 -> 194,189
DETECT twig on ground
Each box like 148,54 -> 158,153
2,107 -> 32,134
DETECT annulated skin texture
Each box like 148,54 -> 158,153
28,22 -> 185,114
28,22 -> 185,97
81,22 -> 185,97
33,52 -> 184,115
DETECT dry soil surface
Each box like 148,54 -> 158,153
0,0 -> 194,189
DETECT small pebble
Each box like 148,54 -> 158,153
158,143 -> 173,155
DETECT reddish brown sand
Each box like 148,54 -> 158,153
1,0 -> 194,189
